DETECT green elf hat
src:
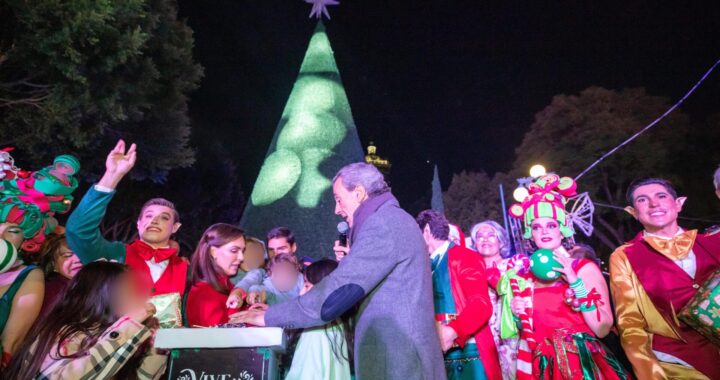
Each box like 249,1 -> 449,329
508,173 -> 578,239
0,202 -> 44,239
54,154 -> 81,174
32,154 -> 81,196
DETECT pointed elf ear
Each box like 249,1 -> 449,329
676,196 -> 687,208
624,206 -> 637,219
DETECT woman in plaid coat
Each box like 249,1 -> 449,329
4,261 -> 166,380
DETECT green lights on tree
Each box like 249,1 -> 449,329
241,21 -> 364,259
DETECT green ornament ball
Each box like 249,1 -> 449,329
530,249 -> 560,281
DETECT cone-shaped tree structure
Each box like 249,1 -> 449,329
431,164 -> 445,213
241,21 -> 364,259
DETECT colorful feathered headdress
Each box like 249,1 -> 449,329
0,151 -> 80,253
508,173 -> 577,239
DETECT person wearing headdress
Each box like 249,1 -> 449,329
417,209 -> 502,380
0,152 -> 80,256
0,150 -> 80,366
609,178 -> 720,379
66,140 -> 187,328
505,173 -> 630,380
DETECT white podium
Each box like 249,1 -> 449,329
155,327 -> 286,380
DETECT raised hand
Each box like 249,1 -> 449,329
98,140 -> 137,189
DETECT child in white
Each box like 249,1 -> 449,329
285,259 -> 352,380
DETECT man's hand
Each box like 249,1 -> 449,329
334,240 -> 350,262
98,140 -> 137,190
437,324 -> 458,352
228,309 -> 267,326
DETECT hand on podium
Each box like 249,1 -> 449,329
229,307 -> 267,327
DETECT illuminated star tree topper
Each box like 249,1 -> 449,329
305,0 -> 339,19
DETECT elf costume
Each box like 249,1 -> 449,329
431,240 -> 503,380
0,153 -> 79,255
66,187 -> 187,328
0,151 -> 80,365
505,174 -> 630,380
610,225 -> 720,379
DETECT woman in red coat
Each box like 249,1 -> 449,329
186,224 -> 246,327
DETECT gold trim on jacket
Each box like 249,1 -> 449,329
609,246 -> 709,380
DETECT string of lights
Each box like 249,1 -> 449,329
576,58 -> 720,180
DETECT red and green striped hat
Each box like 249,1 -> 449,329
508,173 -> 578,239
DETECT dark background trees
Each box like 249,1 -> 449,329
0,0 -> 242,251
1,2 -> 717,259
444,86 -> 720,263
0,0 -> 201,180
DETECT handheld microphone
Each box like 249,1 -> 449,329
337,221 -> 350,247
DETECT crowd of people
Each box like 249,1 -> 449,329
0,139 -> 718,379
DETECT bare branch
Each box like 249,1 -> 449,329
592,227 -> 618,252
596,214 -> 624,245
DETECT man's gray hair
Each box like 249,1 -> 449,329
714,165 -> 720,190
470,220 -> 512,258
333,162 -> 389,196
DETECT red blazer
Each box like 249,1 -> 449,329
446,244 -> 503,380
125,243 -> 188,297
624,231 -> 720,379
186,280 -> 241,327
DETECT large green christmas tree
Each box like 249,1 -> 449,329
241,21 -> 364,259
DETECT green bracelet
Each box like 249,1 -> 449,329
569,278 -> 589,298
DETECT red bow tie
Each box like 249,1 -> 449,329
130,240 -> 178,262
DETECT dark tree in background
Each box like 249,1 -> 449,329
0,0 -> 234,251
513,86 -> 691,251
445,86 -> 720,260
444,171 -> 512,230
0,0 -> 202,181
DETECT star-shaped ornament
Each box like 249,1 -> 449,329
305,0 -> 339,19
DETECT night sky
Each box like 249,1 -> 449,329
177,1 -> 720,206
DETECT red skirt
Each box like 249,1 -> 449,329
532,326 -> 632,380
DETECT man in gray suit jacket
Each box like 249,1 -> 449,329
232,162 -> 445,380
